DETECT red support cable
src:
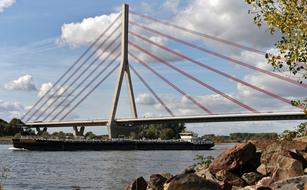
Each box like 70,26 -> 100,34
21,13 -> 122,121
52,53 -> 120,121
60,63 -> 120,121
130,11 -> 266,55
129,41 -> 258,113
129,31 -> 303,109
130,65 -> 175,117
36,32 -> 121,121
129,52 -> 213,114
46,44 -> 121,121
22,14 -> 121,121
129,22 -> 306,88
27,24 -> 122,122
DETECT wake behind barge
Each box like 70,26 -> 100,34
12,138 -> 214,151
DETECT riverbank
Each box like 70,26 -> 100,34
126,138 -> 307,190
0,137 -> 12,144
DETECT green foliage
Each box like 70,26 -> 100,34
194,155 -> 214,167
295,122 -> 307,137
202,133 -> 278,143
279,122 -> 306,141
245,0 -> 306,80
160,128 -> 175,140
291,98 -> 307,114
85,132 -> 96,139
278,129 -> 297,141
230,132 -> 278,141
0,118 -> 24,136
129,123 -> 185,140
51,131 -> 66,139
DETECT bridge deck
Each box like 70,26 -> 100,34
25,112 -> 306,128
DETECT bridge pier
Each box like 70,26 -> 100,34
73,126 -> 85,136
107,4 -> 138,139
36,127 -> 47,135
108,124 -> 139,138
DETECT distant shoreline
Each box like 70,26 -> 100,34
0,137 -> 13,144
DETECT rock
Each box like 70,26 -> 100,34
273,175 -> 307,190
288,149 -> 307,168
183,166 -> 195,174
147,174 -> 167,190
195,163 -> 210,173
241,172 -> 262,185
256,164 -> 269,176
164,173 -> 222,190
240,152 -> 261,174
209,143 -> 256,174
255,176 -> 274,189
126,176 -> 147,190
215,170 -> 246,187
260,143 -> 283,165
234,186 -> 256,190
259,143 -> 305,177
195,168 -> 221,185
160,173 -> 173,180
272,155 -> 304,181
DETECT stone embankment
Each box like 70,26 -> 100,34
126,140 -> 307,190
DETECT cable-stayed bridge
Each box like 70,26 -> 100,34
21,4 -> 306,138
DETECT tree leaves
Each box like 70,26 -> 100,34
245,0 -> 307,82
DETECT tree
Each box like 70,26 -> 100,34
160,128 -> 175,140
245,0 -> 306,80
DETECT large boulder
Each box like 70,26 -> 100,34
195,168 -> 219,184
209,143 -> 256,174
215,170 -> 246,187
163,173 -> 222,190
260,143 -> 283,165
147,174 -> 167,190
271,155 -> 304,181
258,143 -> 306,175
126,176 -> 148,190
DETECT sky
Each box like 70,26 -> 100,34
0,0 -> 306,135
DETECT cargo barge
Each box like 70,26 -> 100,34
12,138 -> 214,151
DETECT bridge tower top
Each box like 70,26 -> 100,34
108,4 -> 137,139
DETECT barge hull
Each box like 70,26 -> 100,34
12,139 -> 214,151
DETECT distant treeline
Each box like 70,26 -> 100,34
0,118 -> 34,136
129,123 -> 186,140
202,132 -> 278,143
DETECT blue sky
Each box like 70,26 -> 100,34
0,0 -> 305,135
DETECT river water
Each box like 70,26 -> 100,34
0,144 -> 233,190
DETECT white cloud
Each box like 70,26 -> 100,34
4,74 -> 37,91
136,93 -> 156,105
38,82 -> 52,98
58,13 -> 121,47
0,0 -> 15,13
0,100 -> 25,120
38,82 -> 68,98
163,0 -> 181,13
171,0 -> 278,50
234,50 -> 307,99
58,11 -> 180,63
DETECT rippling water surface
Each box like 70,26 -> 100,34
0,144 -> 233,190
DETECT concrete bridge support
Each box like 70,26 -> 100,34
73,126 -> 85,136
108,4 -> 138,139
36,127 -> 47,135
